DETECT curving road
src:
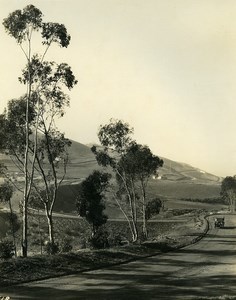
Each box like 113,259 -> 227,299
2,214 -> 236,299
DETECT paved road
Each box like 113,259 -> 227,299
2,214 -> 236,299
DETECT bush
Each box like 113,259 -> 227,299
0,239 -> 14,260
108,232 -> 123,247
44,241 -> 59,255
60,237 -> 73,253
89,229 -> 109,249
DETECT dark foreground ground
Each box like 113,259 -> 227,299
1,214 -> 236,299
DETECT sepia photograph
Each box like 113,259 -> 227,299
0,0 -> 236,299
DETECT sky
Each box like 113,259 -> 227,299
1,0 -> 236,177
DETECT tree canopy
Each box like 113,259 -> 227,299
76,171 -> 111,236
92,119 -> 163,241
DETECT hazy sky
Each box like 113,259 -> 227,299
1,0 -> 236,177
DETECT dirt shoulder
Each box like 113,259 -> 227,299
0,213 -> 208,287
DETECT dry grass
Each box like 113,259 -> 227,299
0,212 -> 207,287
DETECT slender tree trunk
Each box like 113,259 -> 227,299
38,209 -> 43,255
129,196 -> 138,242
113,194 -> 135,242
9,199 -> 17,258
47,214 -> 54,244
116,170 -> 139,242
22,201 -> 27,257
22,33 -> 32,257
131,218 -> 138,242
141,183 -> 148,240
45,205 -> 54,244
92,224 -> 96,237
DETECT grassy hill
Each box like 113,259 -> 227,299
0,140 -> 223,216
54,141 -> 222,216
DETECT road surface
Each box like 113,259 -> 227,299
1,214 -> 236,299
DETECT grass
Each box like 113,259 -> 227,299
0,245 -> 169,287
0,210 -> 207,287
47,178 -> 222,218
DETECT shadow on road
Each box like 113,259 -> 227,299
220,226 -> 236,230
2,272 -> 236,299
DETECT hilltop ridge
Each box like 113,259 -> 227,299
0,139 -> 222,185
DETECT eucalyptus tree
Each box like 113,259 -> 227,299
92,119 -> 139,242
20,56 -> 77,245
2,5 -> 75,256
92,119 -> 163,242
118,143 -> 163,239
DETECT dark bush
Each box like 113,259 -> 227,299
60,237 -> 73,253
44,241 -> 59,255
108,232 -> 123,247
0,239 -> 14,260
89,229 -> 109,249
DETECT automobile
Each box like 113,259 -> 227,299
214,217 -> 225,228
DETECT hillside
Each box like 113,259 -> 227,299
55,141 -> 222,215
0,140 -> 223,216
158,157 -> 221,184
0,139 -> 222,184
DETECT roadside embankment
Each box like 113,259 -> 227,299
0,212 -> 209,287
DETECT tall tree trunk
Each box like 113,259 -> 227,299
142,201 -> 147,240
141,183 -> 148,240
116,170 -> 139,242
113,194 -> 136,242
22,33 -> 32,257
131,218 -> 138,242
9,199 -> 17,258
38,209 -> 43,255
45,205 -> 54,245
47,214 -> 54,245
22,199 -> 28,257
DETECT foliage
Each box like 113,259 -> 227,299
59,237 -> 73,253
221,176 -> 236,197
180,197 -> 224,204
92,119 -> 163,241
3,4 -> 70,47
221,176 -> 236,212
2,4 -> 77,256
0,239 -> 14,260
89,228 -> 109,249
3,5 -> 43,43
76,171 -> 111,236
0,182 -> 13,203
0,181 -> 18,257
44,241 -> 59,255
108,231 -> 123,247
92,119 -> 139,241
0,96 -> 36,157
118,143 -> 163,182
97,119 -> 134,153
146,198 -> 163,220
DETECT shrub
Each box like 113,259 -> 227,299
44,241 -> 59,255
0,239 -> 14,260
60,237 -> 73,253
108,232 -> 123,247
78,237 -> 88,249
89,229 -> 109,249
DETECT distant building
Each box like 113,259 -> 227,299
152,174 -> 162,180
